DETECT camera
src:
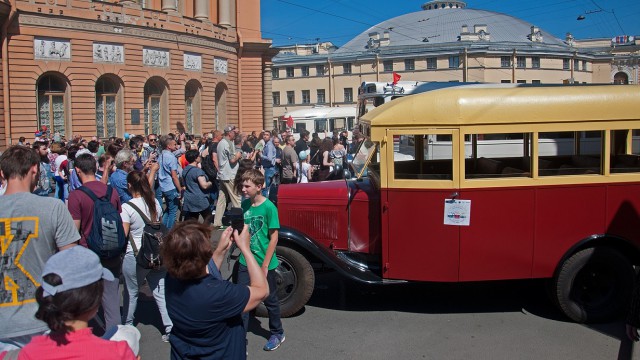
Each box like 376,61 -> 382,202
222,207 -> 244,233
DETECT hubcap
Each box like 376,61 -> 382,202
274,254 -> 298,303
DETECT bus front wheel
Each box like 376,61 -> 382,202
554,247 -> 634,323
255,246 -> 315,318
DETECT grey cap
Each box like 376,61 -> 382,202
41,246 -> 114,297
223,125 -> 237,134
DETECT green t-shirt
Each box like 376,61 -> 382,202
238,198 -> 280,270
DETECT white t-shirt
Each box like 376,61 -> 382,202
54,154 -> 68,177
121,197 -> 163,253
295,162 -> 311,183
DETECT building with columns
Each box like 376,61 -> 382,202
271,0 -> 639,120
0,0 -> 276,148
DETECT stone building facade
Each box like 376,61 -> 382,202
0,0 -> 276,148
271,1 -> 639,120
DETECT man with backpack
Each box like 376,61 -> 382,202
67,153 -> 125,332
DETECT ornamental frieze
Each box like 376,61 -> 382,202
34,38 -> 70,60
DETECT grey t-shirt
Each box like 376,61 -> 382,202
182,165 -> 210,212
282,146 -> 299,180
217,138 -> 238,181
0,192 -> 80,339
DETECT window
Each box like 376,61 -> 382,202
317,89 -> 326,104
330,118 -> 346,132
582,60 -> 587,71
344,88 -> 353,103
184,82 -> 200,135
286,67 -> 294,77
517,56 -> 526,68
404,59 -> 415,71
394,134 -> 453,180
316,65 -> 325,76
611,129 -> 640,173
272,91 -> 280,106
315,119 -> 327,132
427,57 -> 437,70
563,59 -> 570,70
95,77 -> 118,138
448,56 -> 460,68
501,80 -> 511,83
538,131 -> 603,176
38,74 -> 67,137
383,60 -> 393,72
302,66 -> 309,77
532,80 -> 541,84
343,63 -> 352,74
532,57 -> 540,69
517,80 -> 526,84
144,80 -> 164,135
272,67 -> 280,79
501,56 -> 511,68
302,90 -> 310,104
574,59 -> 579,70
286,91 -> 295,105
465,133 -> 531,179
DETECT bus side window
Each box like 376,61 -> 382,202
315,119 -> 327,133
465,133 -> 531,179
611,129 -> 640,173
538,131 -> 603,176
394,134 -> 453,180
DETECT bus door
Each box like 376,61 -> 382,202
382,129 -> 460,282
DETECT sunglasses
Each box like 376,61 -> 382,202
149,138 -> 157,142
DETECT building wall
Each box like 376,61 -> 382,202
0,0 -> 272,146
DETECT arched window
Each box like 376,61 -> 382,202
37,73 -> 67,137
144,78 -> 167,135
95,76 -> 120,138
185,80 -> 202,135
614,72 -> 629,85
215,82 -> 228,130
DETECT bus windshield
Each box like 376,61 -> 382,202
352,138 -> 378,180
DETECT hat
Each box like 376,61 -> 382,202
223,125 -> 237,134
103,325 -> 141,356
41,246 -> 114,297
299,150 -> 308,160
75,148 -> 91,157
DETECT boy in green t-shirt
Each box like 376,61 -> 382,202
236,169 -> 285,351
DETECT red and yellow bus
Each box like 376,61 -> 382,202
270,84 -> 640,323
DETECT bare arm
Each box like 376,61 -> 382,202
197,175 -> 212,189
147,162 -> 159,188
170,170 -> 182,193
212,227 -> 233,269
234,225 -> 269,312
323,151 -> 332,167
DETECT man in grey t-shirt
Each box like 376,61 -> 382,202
212,125 -> 242,227
0,146 -> 80,351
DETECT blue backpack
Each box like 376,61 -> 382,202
77,186 -> 126,259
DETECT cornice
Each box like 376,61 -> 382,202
18,13 -> 237,54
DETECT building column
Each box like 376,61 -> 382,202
263,62 -> 273,130
194,0 -> 210,20
162,0 -> 177,12
218,0 -> 231,26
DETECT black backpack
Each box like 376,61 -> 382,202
125,201 -> 169,269
77,186 -> 126,259
201,143 -> 218,181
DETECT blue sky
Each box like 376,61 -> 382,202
260,0 -> 640,46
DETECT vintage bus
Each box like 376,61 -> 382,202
279,106 -> 357,140
267,84 -> 640,323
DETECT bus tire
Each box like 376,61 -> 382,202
255,246 -> 315,318
554,247 -> 634,323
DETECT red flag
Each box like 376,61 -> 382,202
392,72 -> 401,85
285,116 -> 294,128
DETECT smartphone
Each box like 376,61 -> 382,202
224,207 -> 244,234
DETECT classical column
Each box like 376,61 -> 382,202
194,0 -> 210,20
218,0 -> 231,27
263,62 -> 273,130
162,0 -> 177,12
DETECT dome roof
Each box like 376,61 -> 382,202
335,4 -> 566,54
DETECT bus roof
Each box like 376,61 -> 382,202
284,106 -> 356,119
360,84 -> 640,127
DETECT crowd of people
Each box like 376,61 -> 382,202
0,124 -> 364,359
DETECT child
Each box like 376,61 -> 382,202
295,150 -> 312,183
0,246 -> 139,359
236,169 -> 285,351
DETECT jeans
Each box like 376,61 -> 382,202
54,176 -> 68,202
263,167 -> 277,196
237,265 -> 283,336
160,188 -> 180,229
102,276 -> 121,331
122,252 -> 172,333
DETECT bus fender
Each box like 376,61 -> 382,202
278,226 -> 389,285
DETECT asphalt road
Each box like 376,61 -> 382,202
129,269 -> 639,360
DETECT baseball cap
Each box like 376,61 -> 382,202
41,246 -> 114,297
299,150 -> 308,160
103,325 -> 141,356
223,125 -> 237,134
